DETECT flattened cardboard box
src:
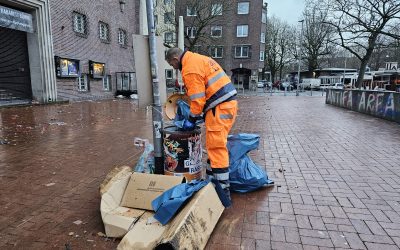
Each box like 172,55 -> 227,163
118,183 -> 224,250
121,172 -> 184,210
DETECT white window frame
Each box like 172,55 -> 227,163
186,26 -> 197,38
259,51 -> 265,61
211,26 -> 222,37
262,11 -> 267,23
73,12 -> 86,34
235,45 -> 250,58
237,2 -> 249,14
236,25 -> 248,37
211,46 -> 223,58
118,29 -> 127,46
103,75 -> 111,91
187,6 -> 197,16
78,74 -> 88,91
211,3 -> 223,16
260,32 -> 265,43
99,22 -> 109,41
165,69 -> 173,79
164,0 -> 172,5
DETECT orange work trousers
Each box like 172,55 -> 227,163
205,100 -> 238,169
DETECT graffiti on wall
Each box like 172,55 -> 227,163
326,89 -> 400,123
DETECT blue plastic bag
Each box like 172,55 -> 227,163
227,133 -> 274,193
134,143 -> 155,174
229,155 -> 273,193
227,133 -> 260,163
173,100 -> 191,129
151,180 -> 209,225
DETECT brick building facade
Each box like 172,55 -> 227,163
0,0 -> 140,103
50,0 -> 139,101
176,0 -> 267,89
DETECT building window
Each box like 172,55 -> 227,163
118,29 -> 127,46
164,32 -> 175,43
237,25 -> 248,37
211,3 -> 223,16
154,15 -> 158,26
103,75 -> 111,91
164,12 -> 174,24
238,2 -> 249,14
153,0 -> 157,7
235,45 -> 250,58
210,46 -> 223,58
78,74 -> 88,91
262,11 -> 267,23
165,69 -> 173,79
164,0 -> 172,5
186,26 -> 197,38
211,26 -> 222,37
259,51 -> 265,61
73,12 -> 87,35
98,22 -> 110,42
187,6 -> 197,16
260,32 -> 265,43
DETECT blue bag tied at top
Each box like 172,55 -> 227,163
227,133 -> 274,193
151,180 -> 209,225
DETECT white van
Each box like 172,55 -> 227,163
301,78 -> 321,89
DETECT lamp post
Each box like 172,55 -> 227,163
296,19 -> 304,96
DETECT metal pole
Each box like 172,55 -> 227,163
296,20 -> 304,96
146,0 -> 164,174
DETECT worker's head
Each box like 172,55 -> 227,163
165,48 -> 183,70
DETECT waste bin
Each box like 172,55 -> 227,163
163,126 -> 202,182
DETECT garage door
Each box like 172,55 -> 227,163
0,26 -> 32,100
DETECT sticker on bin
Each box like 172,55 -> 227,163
184,159 -> 201,168
189,165 -> 201,174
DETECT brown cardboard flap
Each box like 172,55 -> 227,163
121,173 -> 184,210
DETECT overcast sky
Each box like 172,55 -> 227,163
266,0 -> 306,26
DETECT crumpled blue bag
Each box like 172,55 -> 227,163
173,100 -> 191,129
227,133 -> 274,193
151,180 -> 209,225
173,100 -> 203,130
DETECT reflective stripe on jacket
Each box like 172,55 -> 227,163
181,51 -> 237,116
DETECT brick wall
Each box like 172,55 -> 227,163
50,0 -> 138,100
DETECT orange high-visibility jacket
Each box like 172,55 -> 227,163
180,51 -> 237,117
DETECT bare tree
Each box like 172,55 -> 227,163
318,0 -> 400,88
173,0 -> 234,52
301,3 -> 334,77
265,17 -> 292,81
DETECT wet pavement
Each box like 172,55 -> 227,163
1,95 -> 400,249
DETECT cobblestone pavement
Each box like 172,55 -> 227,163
1,95 -> 400,249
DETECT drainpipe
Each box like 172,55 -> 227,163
146,0 -> 164,174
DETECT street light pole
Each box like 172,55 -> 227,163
146,0 -> 163,174
296,19 -> 304,96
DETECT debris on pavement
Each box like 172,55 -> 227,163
73,220 -> 82,225
45,183 -> 56,187
68,232 -> 74,236
97,232 -> 106,237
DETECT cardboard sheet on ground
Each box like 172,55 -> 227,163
100,166 -> 224,249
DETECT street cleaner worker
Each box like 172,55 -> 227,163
165,48 -> 238,201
